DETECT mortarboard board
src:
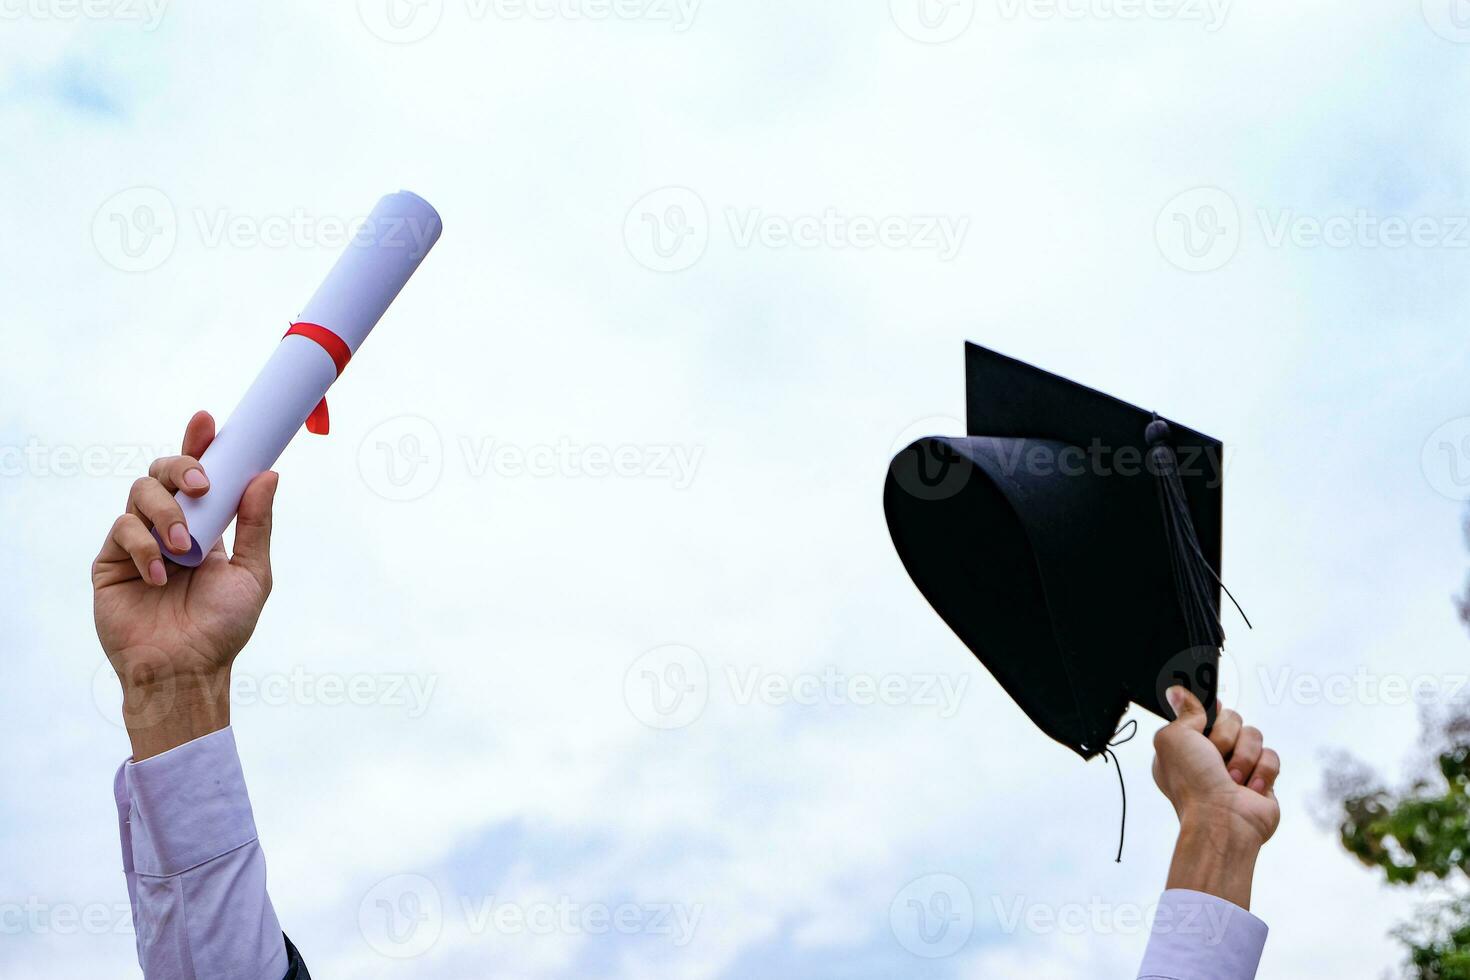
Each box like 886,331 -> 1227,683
884,343 -> 1239,763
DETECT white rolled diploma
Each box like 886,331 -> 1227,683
158,190 -> 443,566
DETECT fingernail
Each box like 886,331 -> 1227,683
1165,687 -> 1184,712
183,468 -> 208,489
149,559 -> 167,585
168,523 -> 190,551
1230,769 -> 1245,784
1250,777 -> 1266,793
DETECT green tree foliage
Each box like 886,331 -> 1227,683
1338,741 -> 1470,885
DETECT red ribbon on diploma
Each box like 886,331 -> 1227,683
284,322 -> 352,435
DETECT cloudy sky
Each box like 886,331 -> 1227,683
3,1 -> 1470,976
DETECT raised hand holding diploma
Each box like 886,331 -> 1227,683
92,189 -> 441,759
158,189 -> 442,566
92,413 -> 277,758
91,193 -> 442,980
95,420 -> 306,976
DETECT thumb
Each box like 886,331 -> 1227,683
1165,685 -> 1208,735
231,471 -> 278,590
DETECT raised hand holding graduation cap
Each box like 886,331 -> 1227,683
885,344 -> 1277,978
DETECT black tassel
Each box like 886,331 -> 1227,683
1144,418 -> 1250,651
1101,421 -> 1250,865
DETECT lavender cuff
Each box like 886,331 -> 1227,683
121,727 -> 260,877
114,726 -> 289,980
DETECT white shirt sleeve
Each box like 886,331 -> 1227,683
1136,889 -> 1268,980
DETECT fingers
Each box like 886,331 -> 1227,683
1164,685 -> 1208,734
181,411 -> 216,459
100,514 -> 168,586
1208,708 -> 1243,759
148,455 -> 211,497
94,413 -> 214,586
230,471 -> 278,591
1247,747 -> 1280,795
127,476 -> 194,556
1227,725 -> 1263,785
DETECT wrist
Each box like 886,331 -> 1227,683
1177,802 -> 1269,852
115,658 -> 232,762
1167,807 -> 1263,910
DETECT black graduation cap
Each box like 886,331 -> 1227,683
884,343 -> 1237,762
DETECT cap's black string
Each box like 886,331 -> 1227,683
1101,719 -> 1138,863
